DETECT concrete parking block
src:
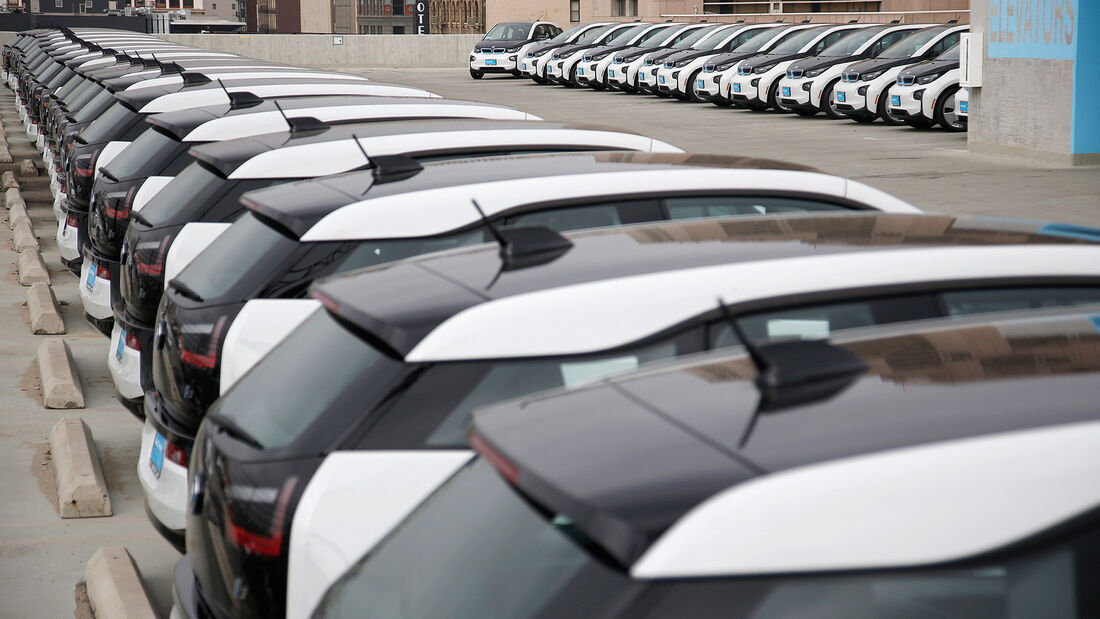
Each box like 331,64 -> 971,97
9,198 -> 29,229
12,217 -> 38,252
5,186 -> 25,210
84,547 -> 158,619
0,144 -> 12,163
19,158 -> 38,176
37,338 -> 84,410
2,170 -> 18,189
17,249 -> 49,285
27,282 -> 64,334
48,417 -> 107,516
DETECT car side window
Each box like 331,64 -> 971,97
927,33 -> 960,58
941,287 -> 1100,316
871,31 -> 911,56
503,199 -> 662,232
814,31 -> 847,55
664,196 -> 853,221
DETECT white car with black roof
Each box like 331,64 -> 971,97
832,23 -> 966,124
575,22 -> 710,91
519,22 -> 612,83
652,23 -> 779,100
544,22 -> 646,86
169,211 -> 1100,619
775,22 -> 926,117
886,43 -> 965,131
693,23 -> 813,106
609,23 -> 731,93
725,23 -> 873,112
469,21 -> 561,79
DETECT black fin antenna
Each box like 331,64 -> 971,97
272,99 -> 329,135
349,134 -> 374,195
216,79 -> 263,109
471,198 -> 573,289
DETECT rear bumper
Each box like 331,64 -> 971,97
172,555 -> 231,619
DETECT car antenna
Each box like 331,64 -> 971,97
216,78 -> 263,109
270,98 -> 327,135
716,298 -> 866,447
349,134 -> 422,187
471,198 -> 573,289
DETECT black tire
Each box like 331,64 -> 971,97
510,69 -> 521,77
849,111 -> 876,123
877,85 -> 906,126
469,69 -> 483,80
794,107 -> 817,117
935,84 -> 966,132
712,98 -> 734,108
687,69 -> 708,103
532,75 -> 548,84
820,79 -> 846,120
564,65 -> 579,88
905,117 -> 937,129
767,81 -> 792,113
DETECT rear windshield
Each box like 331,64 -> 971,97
319,459 -> 1100,619
174,212 -> 299,300
878,28 -> 944,58
820,27 -> 883,56
137,163 -> 228,227
102,127 -> 188,179
77,101 -> 140,141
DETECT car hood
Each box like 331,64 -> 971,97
474,39 -> 528,52
896,58 -> 957,80
787,54 -> 861,74
843,54 -> 922,77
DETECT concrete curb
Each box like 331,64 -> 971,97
9,198 -> 29,229
37,338 -> 84,409
0,144 -> 11,163
84,547 -> 158,619
12,217 -> 38,252
17,249 -> 49,285
19,158 -> 37,176
2,169 -> 17,190
5,186 -> 24,210
48,417 -> 108,517
27,282 -> 64,334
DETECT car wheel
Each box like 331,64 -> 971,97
877,86 -> 906,126
591,77 -> 607,91
820,79 -> 846,120
767,81 -> 792,113
687,70 -> 708,103
532,75 -> 548,84
905,117 -> 937,129
794,107 -> 817,117
935,85 -> 966,132
565,65 -> 579,88
469,69 -> 484,80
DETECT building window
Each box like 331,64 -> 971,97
569,0 -> 579,22
183,0 -> 193,7
55,0 -> 62,6
611,0 -> 635,16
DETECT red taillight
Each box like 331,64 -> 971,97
136,235 -> 171,276
105,186 -> 137,219
74,149 -> 100,178
226,477 -> 298,557
95,264 -> 110,280
66,215 -> 78,228
469,433 -> 520,484
179,316 -> 228,370
125,330 -> 141,352
314,290 -> 340,315
165,440 -> 187,468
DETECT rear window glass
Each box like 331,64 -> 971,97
175,211 -> 298,300
942,288 -> 1100,315
335,228 -> 489,272
507,204 -> 622,231
666,196 -> 851,220
102,127 -> 188,179
78,101 -> 140,142
138,163 -> 227,227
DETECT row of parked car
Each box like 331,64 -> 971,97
10,26 -> 1099,619
471,20 -> 970,131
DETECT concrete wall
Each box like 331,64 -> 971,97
158,32 -> 483,66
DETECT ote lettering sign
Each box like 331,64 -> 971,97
414,1 -> 430,34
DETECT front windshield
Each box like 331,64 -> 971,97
734,27 -> 789,53
485,23 -> 531,41
672,26 -> 717,49
878,28 -> 944,58
552,23 -> 590,44
936,43 -> 961,61
602,25 -> 648,45
768,27 -> 828,55
318,460 -> 636,619
633,25 -> 675,47
820,27 -> 883,56
575,25 -> 614,44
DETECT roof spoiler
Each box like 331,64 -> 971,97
370,154 -> 423,184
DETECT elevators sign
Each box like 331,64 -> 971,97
414,0 -> 429,34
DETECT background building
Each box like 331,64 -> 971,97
246,0 -> 329,32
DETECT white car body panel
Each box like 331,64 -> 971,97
957,86 -> 969,118
728,59 -> 794,104
137,416 -> 188,535
124,71 -> 368,92
833,64 -> 911,115
132,176 -> 173,213
406,245 -> 1100,362
303,168 -> 896,242
138,83 -> 438,114
95,140 -> 130,181
228,129 -> 681,180
287,451 -> 475,619
219,300 -> 321,394
888,68 -> 961,121
634,420 -> 1100,577
78,253 -> 113,321
77,51 -> 236,70
777,60 -> 853,108
56,217 -> 80,262
107,320 -> 143,400
163,223 -> 232,285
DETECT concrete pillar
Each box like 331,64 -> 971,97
969,0 -> 1098,165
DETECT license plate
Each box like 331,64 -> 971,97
578,67 -> 583,75
960,101 -> 968,113
521,63 -> 527,70
85,267 -> 96,291
837,91 -> 846,102
782,86 -> 791,96
658,75 -> 665,84
116,327 -> 126,361
609,70 -> 615,77
486,58 -> 496,66
891,95 -> 900,106
733,83 -> 741,93
149,432 -> 166,479
698,79 -> 705,88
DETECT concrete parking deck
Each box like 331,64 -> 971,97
349,68 -> 1099,227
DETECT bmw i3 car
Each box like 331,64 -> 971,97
651,23 -> 779,100
775,22 -> 927,118
611,23 -> 729,94
832,23 -> 966,124
544,22 -> 645,86
886,43 -> 966,131
693,24 -> 812,106
469,21 -> 560,79
575,22 -> 707,91
519,22 -> 611,83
